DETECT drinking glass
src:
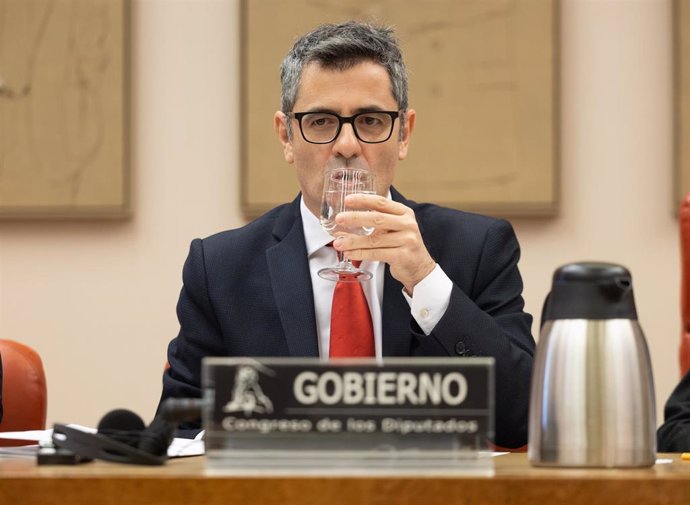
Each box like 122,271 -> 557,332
318,168 -> 376,282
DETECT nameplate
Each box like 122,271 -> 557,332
202,357 -> 494,458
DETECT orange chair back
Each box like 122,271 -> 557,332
0,339 -> 47,444
680,194 -> 690,376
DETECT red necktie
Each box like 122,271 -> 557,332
329,260 -> 375,358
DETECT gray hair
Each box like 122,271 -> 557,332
280,21 -> 408,136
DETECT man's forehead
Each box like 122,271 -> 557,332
295,61 -> 396,107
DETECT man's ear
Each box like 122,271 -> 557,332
398,108 -> 416,161
274,111 -> 294,164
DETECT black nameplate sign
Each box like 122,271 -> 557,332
202,357 -> 494,453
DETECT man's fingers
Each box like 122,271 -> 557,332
343,244 -> 397,264
336,205 -> 417,233
344,194 -> 408,215
336,210 -> 394,230
334,230 -> 409,253
332,196 -> 436,291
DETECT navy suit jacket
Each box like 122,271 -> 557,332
160,189 -> 535,448
658,369 -> 690,452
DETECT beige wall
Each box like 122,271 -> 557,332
0,0 -> 679,429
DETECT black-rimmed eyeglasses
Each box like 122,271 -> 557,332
288,111 -> 401,144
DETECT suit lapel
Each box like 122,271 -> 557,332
381,265 -> 412,356
266,197 -> 319,357
381,188 -> 431,357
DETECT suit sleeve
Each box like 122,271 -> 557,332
157,239 -> 226,432
422,219 -> 534,449
658,370 -> 690,452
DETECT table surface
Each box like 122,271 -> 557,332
1,453 -> 690,505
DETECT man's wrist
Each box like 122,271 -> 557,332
402,264 -> 453,335
403,258 -> 437,296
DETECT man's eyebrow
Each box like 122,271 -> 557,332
353,106 -> 388,113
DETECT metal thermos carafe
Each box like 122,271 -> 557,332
528,262 -> 656,467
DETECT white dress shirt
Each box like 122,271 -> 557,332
300,196 -> 452,360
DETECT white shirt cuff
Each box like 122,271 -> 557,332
402,264 -> 453,335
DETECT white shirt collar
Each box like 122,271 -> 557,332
300,197 -> 334,258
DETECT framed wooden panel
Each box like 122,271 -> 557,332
241,0 -> 558,217
0,0 -> 129,218
678,0 -> 690,207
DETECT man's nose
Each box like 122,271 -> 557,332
332,123 -> 362,158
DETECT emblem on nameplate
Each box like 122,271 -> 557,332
222,365 -> 275,416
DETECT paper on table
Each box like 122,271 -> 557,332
0,428 -> 205,458
0,429 -> 58,443
167,437 -> 205,457
0,445 -> 40,458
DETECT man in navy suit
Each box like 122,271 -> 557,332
658,369 -> 690,451
159,21 -> 535,448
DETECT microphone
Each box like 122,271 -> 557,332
53,410 -> 171,465
52,423 -> 168,465
98,409 -> 146,432
95,409 -> 147,448
97,408 -> 175,457
51,398 -> 206,465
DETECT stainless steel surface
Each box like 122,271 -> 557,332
528,319 -> 656,468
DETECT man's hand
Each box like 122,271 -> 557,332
333,193 -> 436,295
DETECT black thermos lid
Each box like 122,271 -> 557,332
542,262 -> 638,322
